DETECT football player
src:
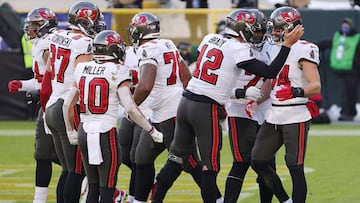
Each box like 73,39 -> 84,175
40,2 -> 105,202
251,7 -> 321,203
152,8 -> 303,203
7,7 -> 59,203
62,29 -> 162,203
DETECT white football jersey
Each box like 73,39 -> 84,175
46,30 -> 93,108
227,45 -> 271,124
187,33 -> 255,106
136,39 -> 184,123
265,40 -> 320,124
31,34 -> 53,89
74,60 -> 131,132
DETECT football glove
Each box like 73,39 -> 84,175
245,100 -> 258,118
8,80 -> 22,93
245,86 -> 263,101
275,86 -> 304,101
67,129 -> 78,145
26,90 -> 40,104
148,127 -> 163,143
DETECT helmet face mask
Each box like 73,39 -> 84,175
93,30 -> 126,63
24,8 -> 57,41
127,12 -> 160,47
68,1 -> 103,38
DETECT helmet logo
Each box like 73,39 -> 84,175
38,9 -> 55,19
280,10 -> 300,23
106,34 -> 121,45
236,12 -> 255,25
132,15 -> 147,26
76,8 -> 98,21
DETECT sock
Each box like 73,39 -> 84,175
283,198 -> 293,203
87,183 -> 100,203
100,186 -> 115,203
257,176 -> 273,203
216,196 -> 224,203
224,162 -> 249,203
251,160 -> 289,202
129,163 -> 136,196
152,160 -> 183,203
56,171 -> 67,203
133,200 -> 147,203
201,170 -> 218,203
135,163 -> 155,201
288,165 -> 307,202
33,186 -> 48,203
35,160 -> 52,187
63,172 -> 84,203
127,195 -> 135,203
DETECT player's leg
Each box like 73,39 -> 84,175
224,117 -> 258,203
33,110 -> 57,203
78,123 -> 100,202
283,121 -> 310,203
45,101 -> 68,203
251,122 -> 290,202
195,103 -> 226,203
134,127 -> 165,202
152,98 -> 196,203
98,128 -> 122,202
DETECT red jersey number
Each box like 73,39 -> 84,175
79,77 -> 109,114
50,44 -> 71,83
193,44 -> 223,85
164,51 -> 181,86
271,64 -> 291,88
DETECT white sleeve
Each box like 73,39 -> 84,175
19,78 -> 37,91
117,85 -> 152,132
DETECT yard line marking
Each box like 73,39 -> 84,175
309,130 -> 360,136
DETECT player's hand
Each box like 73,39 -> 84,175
148,127 -> 163,143
245,86 -> 263,101
282,25 -> 304,48
67,129 -> 78,145
245,100 -> 258,118
275,86 -> 304,101
8,80 -> 22,93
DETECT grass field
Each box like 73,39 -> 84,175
0,121 -> 360,203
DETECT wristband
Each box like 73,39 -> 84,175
291,87 -> 304,98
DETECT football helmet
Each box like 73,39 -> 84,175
247,9 -> 268,48
93,30 -> 126,63
23,8 -> 57,41
225,9 -> 265,44
68,1 -> 102,38
127,12 -> 160,47
268,6 -> 302,43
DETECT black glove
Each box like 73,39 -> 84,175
26,90 -> 40,104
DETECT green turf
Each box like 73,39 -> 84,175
0,121 -> 360,202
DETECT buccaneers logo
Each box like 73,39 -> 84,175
106,34 -> 122,46
280,10 -> 301,23
132,15 -> 147,26
236,12 -> 256,25
76,8 -> 98,21
38,9 -> 55,20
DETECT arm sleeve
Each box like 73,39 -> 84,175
19,78 -> 37,91
118,85 -> 153,132
237,46 -> 290,79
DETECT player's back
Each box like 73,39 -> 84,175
187,33 -> 253,105
136,38 -> 184,122
47,30 -> 93,107
74,60 -> 130,131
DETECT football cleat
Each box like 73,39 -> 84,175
113,188 -> 127,203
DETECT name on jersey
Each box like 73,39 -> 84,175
51,34 -> 72,47
208,36 -> 226,47
83,65 -> 105,75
